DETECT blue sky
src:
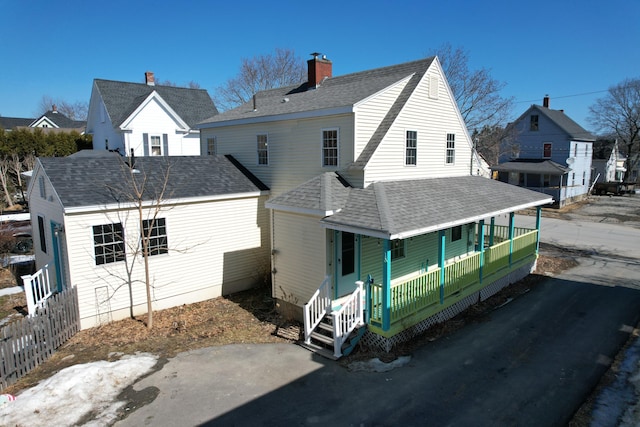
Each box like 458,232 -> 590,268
1,0 -> 638,132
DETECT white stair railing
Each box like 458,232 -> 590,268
22,263 -> 54,316
303,275 -> 332,344
331,281 -> 365,358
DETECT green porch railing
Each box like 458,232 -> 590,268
368,229 -> 538,334
484,225 -> 531,243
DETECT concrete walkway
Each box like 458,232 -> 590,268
0,286 -> 23,297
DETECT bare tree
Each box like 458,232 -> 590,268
214,48 -> 306,111
589,78 -> 640,182
429,43 -> 514,132
0,157 -> 15,208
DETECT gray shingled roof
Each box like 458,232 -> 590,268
35,110 -> 86,129
265,172 -> 351,214
199,57 -> 435,125
0,117 -> 34,130
94,79 -> 218,128
492,159 -> 569,175
38,154 -> 266,209
519,105 -> 596,142
269,175 -> 552,239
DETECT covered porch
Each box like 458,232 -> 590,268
315,176 -> 552,353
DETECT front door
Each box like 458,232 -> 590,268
336,231 -> 359,297
50,221 -> 66,292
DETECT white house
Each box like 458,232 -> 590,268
85,72 -> 217,157
198,54 -> 552,355
27,152 -> 269,329
592,140 -> 626,184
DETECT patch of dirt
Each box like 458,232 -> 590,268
2,254 -> 576,396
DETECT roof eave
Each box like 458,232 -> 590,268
197,106 -> 354,129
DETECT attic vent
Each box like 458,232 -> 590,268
429,75 -> 439,99
282,97 -> 289,103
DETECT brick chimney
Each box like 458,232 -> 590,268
307,53 -> 332,89
543,95 -> 550,108
145,71 -> 155,86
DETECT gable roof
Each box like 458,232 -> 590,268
94,79 -> 218,129
31,110 -> 86,129
491,159 -> 570,175
0,117 -> 34,130
36,154 -> 267,211
516,105 -> 596,142
268,175 -> 552,240
199,57 -> 436,127
265,172 -> 352,215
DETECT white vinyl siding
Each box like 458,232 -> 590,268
362,63 -> 473,185
62,195 -> 269,329
271,210 -> 328,305
201,114 -> 354,198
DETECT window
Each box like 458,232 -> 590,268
37,215 -> 47,253
257,134 -> 268,165
206,137 -> 216,155
150,135 -> 162,156
322,129 -> 339,167
405,131 -> 417,165
574,143 -> 578,157
93,223 -> 125,265
543,174 -> 550,187
572,172 -> 576,185
451,226 -> 462,242
582,171 -> 586,185
391,239 -> 405,261
141,218 -> 168,256
38,176 -> 47,199
543,143 -> 552,158
446,133 -> 455,164
530,115 -> 539,131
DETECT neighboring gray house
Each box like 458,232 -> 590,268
1,105 -> 85,132
27,153 -> 269,329
86,72 -> 218,156
494,96 -> 596,207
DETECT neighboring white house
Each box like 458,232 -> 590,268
85,72 -> 217,157
0,105 -> 85,133
27,152 -> 269,329
592,140 -> 626,184
198,54 -> 552,353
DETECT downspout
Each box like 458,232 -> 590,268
382,239 -> 391,331
439,230 -> 446,304
478,220 -> 485,284
535,207 -> 542,255
508,212 -> 515,267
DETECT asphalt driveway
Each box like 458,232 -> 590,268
115,201 -> 640,426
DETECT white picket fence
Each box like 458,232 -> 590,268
21,263 -> 54,316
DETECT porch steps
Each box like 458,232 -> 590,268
300,314 -> 366,360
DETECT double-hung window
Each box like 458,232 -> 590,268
206,137 -> 216,155
142,218 -> 168,256
391,239 -> 405,261
543,143 -> 552,158
322,129 -> 339,167
93,223 -> 125,265
150,135 -> 162,156
257,134 -> 268,165
405,131 -> 417,165
446,133 -> 455,164
530,115 -> 539,131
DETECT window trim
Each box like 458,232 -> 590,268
321,128 -> 339,167
149,135 -> 162,156
405,130 -> 417,166
206,136 -> 216,156
141,217 -> 168,256
93,223 -> 125,265
530,115 -> 539,131
256,134 -> 269,166
446,133 -> 455,164
391,239 -> 406,261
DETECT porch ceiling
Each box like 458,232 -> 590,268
319,176 -> 553,239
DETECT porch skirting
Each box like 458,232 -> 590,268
359,259 -> 537,353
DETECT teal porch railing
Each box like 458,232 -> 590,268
368,229 -> 538,336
